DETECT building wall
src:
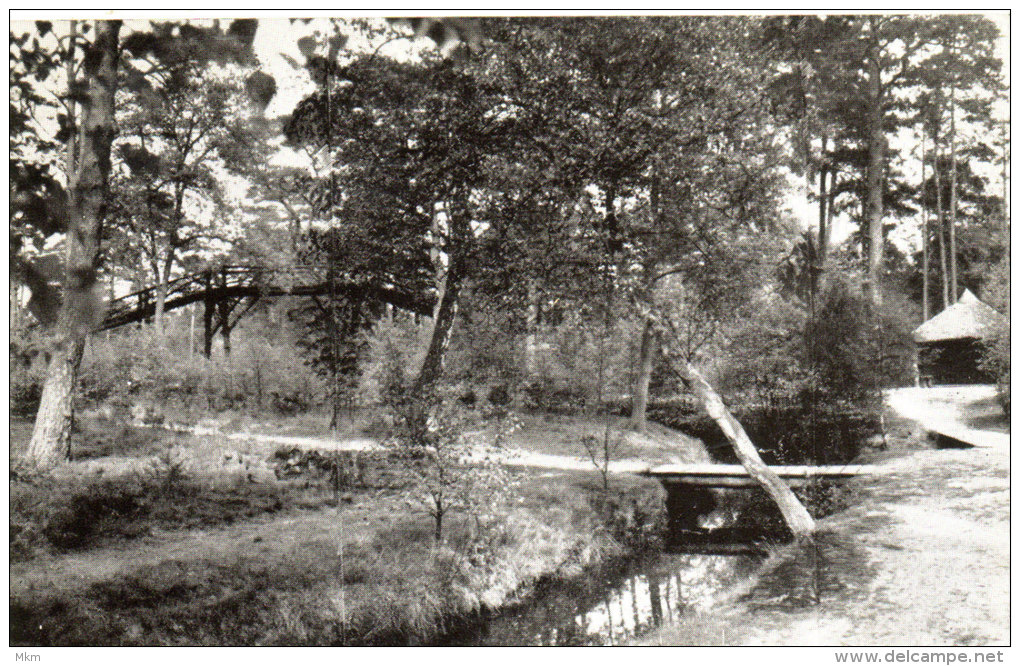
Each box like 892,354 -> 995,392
917,338 -> 994,385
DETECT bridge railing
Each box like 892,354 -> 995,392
99,264 -> 432,331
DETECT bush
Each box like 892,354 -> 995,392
10,325 -> 47,417
10,367 -> 43,417
10,479 -> 147,558
588,482 -> 666,550
356,316 -> 426,407
78,316 -> 324,415
980,259 -> 1009,415
981,329 -> 1010,415
707,275 -> 909,464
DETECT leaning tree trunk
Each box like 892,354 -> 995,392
631,174 -> 662,433
662,348 -> 816,540
27,20 -> 121,469
863,34 -> 886,311
414,262 -> 464,395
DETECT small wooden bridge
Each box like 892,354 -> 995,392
642,463 -> 882,489
643,463 -> 882,532
99,265 -> 435,355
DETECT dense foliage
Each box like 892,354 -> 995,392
9,16 -> 1008,469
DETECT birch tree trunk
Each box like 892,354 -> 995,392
524,280 -> 539,377
660,345 -> 816,540
413,204 -> 469,396
27,20 -> 121,469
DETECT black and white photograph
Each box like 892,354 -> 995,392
8,9 -> 1011,653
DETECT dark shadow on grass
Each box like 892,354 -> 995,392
736,530 -> 875,612
930,433 -> 975,449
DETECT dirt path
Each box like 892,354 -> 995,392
746,446 -> 1008,645
886,385 -> 1010,449
643,391 -> 1010,646
142,421 -> 682,474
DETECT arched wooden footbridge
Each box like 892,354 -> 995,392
99,265 -> 435,356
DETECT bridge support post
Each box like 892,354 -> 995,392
221,322 -> 232,356
218,267 -> 232,357
664,483 -> 717,534
203,270 -> 213,358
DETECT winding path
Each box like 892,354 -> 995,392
885,385 -> 1010,449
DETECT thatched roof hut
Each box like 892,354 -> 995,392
913,290 -> 1008,385
913,290 -> 1008,344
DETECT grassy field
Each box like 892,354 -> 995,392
10,413 -> 674,646
87,405 -> 710,464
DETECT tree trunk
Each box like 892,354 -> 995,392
414,264 -> 463,395
189,304 -> 196,356
630,318 -> 656,433
203,270 -> 214,358
154,272 -> 168,335
153,242 -> 176,335
524,280 -> 539,376
825,171 -> 837,254
863,31 -> 886,311
663,349 -> 816,540
1001,118 -> 1009,233
948,66 -> 959,303
818,166 -> 828,256
921,133 -> 930,322
25,338 -> 87,467
433,501 -> 444,543
27,20 -> 121,470
935,138 -> 950,310
413,205 -> 468,396
631,166 -> 662,433
817,161 -> 829,294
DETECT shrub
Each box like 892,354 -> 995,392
588,482 -> 666,550
980,259 -> 1009,415
981,329 -> 1010,415
10,478 -> 147,558
10,366 -> 43,417
709,275 -> 909,464
9,325 -> 47,417
78,316 -> 324,415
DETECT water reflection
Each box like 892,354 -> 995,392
449,552 -> 760,646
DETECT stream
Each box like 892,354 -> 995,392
443,548 -> 763,646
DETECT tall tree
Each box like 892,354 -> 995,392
12,19 -> 262,467
111,29 -> 256,333
761,15 -> 1003,311
482,17 -> 816,535
22,20 -> 122,468
285,48 -> 519,397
